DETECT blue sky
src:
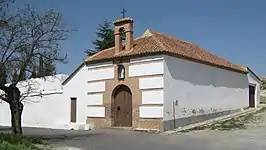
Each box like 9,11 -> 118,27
15,0 -> 266,76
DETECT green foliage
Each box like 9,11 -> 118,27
33,56 -> 56,78
85,20 -> 115,56
43,59 -> 56,76
0,133 -> 44,150
37,56 -> 45,78
29,66 -> 37,79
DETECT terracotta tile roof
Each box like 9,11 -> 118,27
86,29 -> 247,73
113,17 -> 134,25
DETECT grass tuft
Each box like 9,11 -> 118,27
0,133 -> 46,150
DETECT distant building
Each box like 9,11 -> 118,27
0,74 -> 71,129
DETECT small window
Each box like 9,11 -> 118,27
70,97 -> 77,123
249,85 -> 256,108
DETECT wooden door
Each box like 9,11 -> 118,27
70,97 -> 77,123
113,85 -> 132,127
249,86 -> 255,107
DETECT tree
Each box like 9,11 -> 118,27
0,0 -> 14,27
43,58 -> 56,76
85,20 -> 115,56
35,55 -> 56,78
29,66 -> 37,78
0,62 -> 7,85
37,55 -> 45,77
0,2 -> 74,135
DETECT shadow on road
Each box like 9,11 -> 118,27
0,126 -> 105,142
34,132 -> 106,142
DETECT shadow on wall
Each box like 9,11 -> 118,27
165,57 -> 248,89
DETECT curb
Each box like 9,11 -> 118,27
160,106 -> 266,135
134,128 -> 160,133
35,144 -> 81,150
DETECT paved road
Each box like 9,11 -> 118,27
45,128 -> 266,150
2,112 -> 266,150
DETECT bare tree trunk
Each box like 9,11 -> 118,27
7,84 -> 23,135
18,102 -> 23,133
9,104 -> 20,135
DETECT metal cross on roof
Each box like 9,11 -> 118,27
121,8 -> 127,18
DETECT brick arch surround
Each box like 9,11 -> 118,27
105,61 -> 141,129
86,60 -> 163,131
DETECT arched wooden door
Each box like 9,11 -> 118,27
112,85 -> 132,127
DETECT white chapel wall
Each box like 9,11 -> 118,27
87,93 -> 103,105
247,71 -> 261,107
87,81 -> 105,93
87,106 -> 105,117
63,64 -> 89,125
139,106 -> 163,118
141,90 -> 163,104
86,62 -> 113,118
63,61 -> 114,126
87,67 -> 114,82
129,55 -> 164,77
139,76 -> 164,89
129,55 -> 164,119
163,55 -> 249,121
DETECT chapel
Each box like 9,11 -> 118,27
62,17 -> 260,131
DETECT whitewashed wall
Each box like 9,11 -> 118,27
63,61 -> 113,128
87,67 -> 114,82
63,64 -> 88,127
129,56 -> 164,119
87,81 -> 105,93
163,55 -> 249,121
87,94 -> 103,105
141,90 -> 163,104
247,71 -> 261,107
139,106 -> 163,118
0,75 -> 69,129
